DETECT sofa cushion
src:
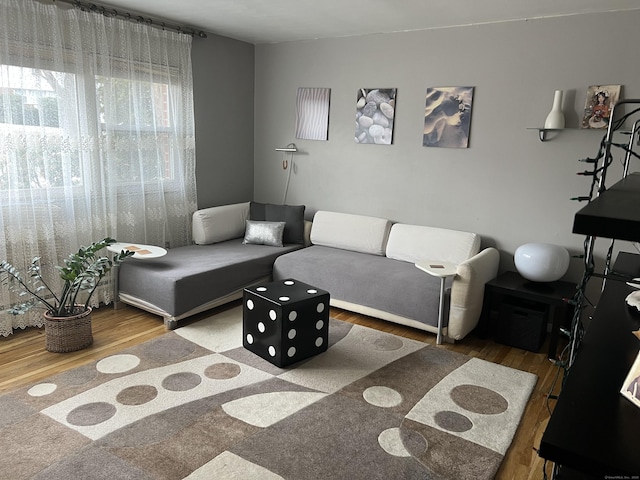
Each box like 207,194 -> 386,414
273,245 -> 442,327
385,223 -> 480,265
310,211 -> 392,256
193,202 -> 250,245
250,202 -> 306,245
243,220 -> 285,247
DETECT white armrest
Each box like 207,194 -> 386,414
448,247 -> 500,340
192,202 -> 250,245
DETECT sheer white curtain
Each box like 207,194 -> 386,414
0,0 -> 197,335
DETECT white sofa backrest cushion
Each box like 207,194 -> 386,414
192,202 -> 250,245
386,223 -> 481,264
310,211 -> 392,256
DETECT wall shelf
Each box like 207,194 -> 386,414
527,127 -> 566,142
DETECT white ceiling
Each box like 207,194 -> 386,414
95,0 -> 640,44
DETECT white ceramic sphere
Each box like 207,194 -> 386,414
514,243 -> 570,282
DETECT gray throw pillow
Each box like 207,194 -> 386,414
242,220 -> 286,247
250,202 -> 305,244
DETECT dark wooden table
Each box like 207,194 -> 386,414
538,252 -> 640,478
480,271 -> 577,359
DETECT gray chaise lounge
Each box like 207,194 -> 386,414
117,202 -> 305,329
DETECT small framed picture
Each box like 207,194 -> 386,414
620,350 -> 640,410
581,84 -> 621,129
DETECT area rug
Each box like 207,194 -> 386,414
0,306 -> 536,480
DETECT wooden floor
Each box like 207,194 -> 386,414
0,302 -> 563,480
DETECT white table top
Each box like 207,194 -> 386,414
107,242 -> 167,259
415,260 -> 458,278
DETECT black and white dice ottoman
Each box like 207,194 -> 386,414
242,278 -> 330,367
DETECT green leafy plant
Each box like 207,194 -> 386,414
0,238 -> 134,317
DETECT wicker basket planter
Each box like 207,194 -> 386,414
2,238 -> 132,350
44,306 -> 93,353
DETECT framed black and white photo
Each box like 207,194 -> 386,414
295,87 -> 331,140
355,88 -> 396,145
423,86 -> 474,148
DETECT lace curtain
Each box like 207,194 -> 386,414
0,0 -> 197,336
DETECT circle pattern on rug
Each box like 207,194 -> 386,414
97,354 -> 141,374
363,386 -> 403,408
205,362 -> 241,380
434,410 -> 473,433
116,385 -> 158,406
378,427 -> 412,457
161,372 -> 202,391
400,426 -> 429,456
28,382 -> 57,397
67,402 -> 117,426
450,384 -> 508,415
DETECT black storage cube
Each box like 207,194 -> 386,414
243,278 -> 330,367
495,297 -> 548,352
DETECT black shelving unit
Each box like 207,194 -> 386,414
573,172 -> 640,241
539,100 -> 640,479
538,253 -> 640,477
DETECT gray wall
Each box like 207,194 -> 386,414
253,10 -> 639,281
192,34 -> 255,208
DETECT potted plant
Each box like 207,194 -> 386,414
0,238 -> 133,352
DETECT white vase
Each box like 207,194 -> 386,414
544,90 -> 565,129
514,243 -> 570,282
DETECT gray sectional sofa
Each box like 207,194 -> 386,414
117,202 -> 499,342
